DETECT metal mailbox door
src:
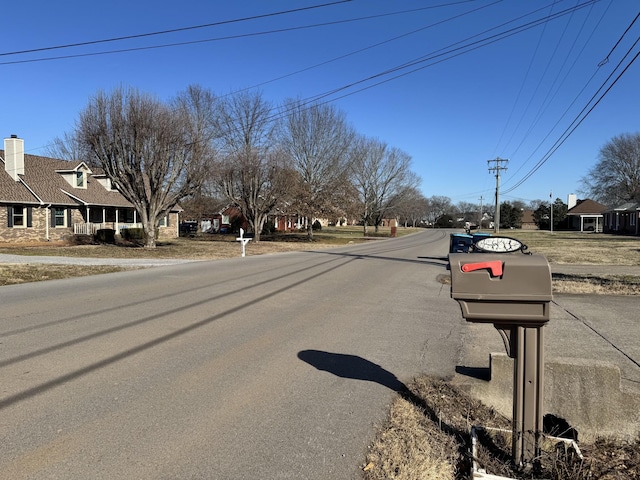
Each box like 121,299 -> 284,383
449,253 -> 552,325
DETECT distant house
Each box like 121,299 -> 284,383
603,201 -> 640,235
0,135 -> 179,243
566,195 -> 608,232
521,209 -> 537,230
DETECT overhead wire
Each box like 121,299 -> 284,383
228,0 -> 503,95
491,0 -> 559,158
0,1 -> 479,66
263,0 -> 601,125
0,1 -> 352,57
501,9 -> 640,194
501,0 -> 605,184
506,0 -> 602,162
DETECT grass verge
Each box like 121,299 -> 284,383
363,376 -> 640,479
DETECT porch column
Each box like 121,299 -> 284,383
115,209 -> 119,233
86,206 -> 90,224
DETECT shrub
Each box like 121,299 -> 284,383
121,227 -> 145,241
262,220 -> 276,235
94,229 -> 115,244
312,220 -> 322,231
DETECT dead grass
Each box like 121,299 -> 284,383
0,264 -> 132,286
501,231 -> 640,265
552,273 -> 640,295
363,376 -> 640,479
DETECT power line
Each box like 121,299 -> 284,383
264,0 -> 601,126
0,1 -> 353,58
0,1 -> 478,66
502,15 -> 640,195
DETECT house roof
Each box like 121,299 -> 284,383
607,201 -> 640,212
0,150 -> 133,208
521,209 -> 535,224
567,199 -> 608,216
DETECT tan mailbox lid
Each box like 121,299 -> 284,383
449,253 -> 552,324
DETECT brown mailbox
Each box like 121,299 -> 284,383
449,253 -> 552,326
449,250 -> 553,468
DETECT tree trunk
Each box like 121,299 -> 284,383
306,219 -> 314,241
143,221 -> 157,248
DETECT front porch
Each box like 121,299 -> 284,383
73,222 -> 143,235
73,205 -> 140,236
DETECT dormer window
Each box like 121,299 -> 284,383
57,163 -> 91,189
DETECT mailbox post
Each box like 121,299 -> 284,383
236,228 -> 252,258
449,251 -> 552,468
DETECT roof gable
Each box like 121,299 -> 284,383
567,199 -> 608,215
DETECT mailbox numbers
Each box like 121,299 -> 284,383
474,236 -> 526,253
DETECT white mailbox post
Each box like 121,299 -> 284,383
236,228 -> 252,257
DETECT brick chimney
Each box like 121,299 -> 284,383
4,135 -> 25,181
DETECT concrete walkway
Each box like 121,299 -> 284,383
0,253 -> 198,267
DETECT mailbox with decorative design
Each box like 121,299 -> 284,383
449,252 -> 552,325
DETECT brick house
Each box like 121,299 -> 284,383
566,195 -> 608,232
603,201 -> 640,235
0,135 -> 179,243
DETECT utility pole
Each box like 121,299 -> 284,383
488,157 -> 508,234
479,195 -> 483,230
550,191 -> 554,233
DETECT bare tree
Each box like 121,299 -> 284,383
214,91 -> 290,242
348,136 -> 418,235
44,131 -> 90,163
393,187 -> 428,227
455,201 -> 479,223
280,99 -> 354,240
77,85 -> 214,248
425,195 -> 453,225
582,132 -> 640,205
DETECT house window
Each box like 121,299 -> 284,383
54,208 -> 67,227
105,208 -> 116,223
122,209 -> 135,223
12,206 -> 25,227
7,206 -> 32,228
158,216 -> 168,227
632,213 -> 637,227
76,171 -> 85,188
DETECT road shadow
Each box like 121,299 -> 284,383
298,349 -> 468,440
298,349 -> 407,393
297,350 -> 434,412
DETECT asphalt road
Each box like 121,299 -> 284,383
0,230 -> 462,479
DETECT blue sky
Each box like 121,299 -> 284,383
2,0 -> 639,207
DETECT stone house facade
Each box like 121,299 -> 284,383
1,135 -> 179,243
